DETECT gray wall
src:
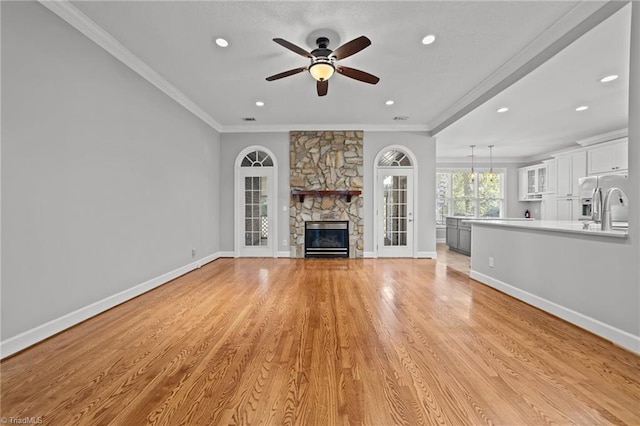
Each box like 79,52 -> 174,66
219,131 -> 437,256
1,2 -> 220,340
471,224 -> 638,344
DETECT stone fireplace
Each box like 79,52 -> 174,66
289,131 -> 364,258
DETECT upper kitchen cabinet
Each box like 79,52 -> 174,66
542,159 -> 556,193
518,162 -> 552,201
555,151 -> 586,198
587,138 -> 628,175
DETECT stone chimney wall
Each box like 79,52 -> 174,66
289,131 -> 364,258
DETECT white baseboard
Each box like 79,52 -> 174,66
436,238 -> 446,243
470,270 -> 640,355
277,251 -> 290,258
197,252 -> 220,267
416,251 -> 437,259
362,252 -> 435,259
1,253 -> 223,359
217,251 -> 235,258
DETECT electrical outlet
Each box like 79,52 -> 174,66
489,257 -> 494,268
282,239 -> 288,246
282,205 -> 288,212
192,248 -> 196,258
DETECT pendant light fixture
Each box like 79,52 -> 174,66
487,145 -> 497,183
468,144 -> 476,183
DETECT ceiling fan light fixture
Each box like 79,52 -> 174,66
267,35 -> 378,96
309,60 -> 335,81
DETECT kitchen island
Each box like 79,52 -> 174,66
466,219 -> 638,354
446,216 -> 533,256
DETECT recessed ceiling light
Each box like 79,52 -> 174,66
385,100 -> 394,106
422,34 -> 436,45
575,106 -> 589,111
600,74 -> 619,83
215,38 -> 229,48
255,101 -> 265,107
496,107 -> 509,113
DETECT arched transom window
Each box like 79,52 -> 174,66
377,149 -> 412,167
241,150 -> 274,167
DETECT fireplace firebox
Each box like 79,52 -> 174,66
305,221 -> 349,258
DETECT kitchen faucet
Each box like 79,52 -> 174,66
601,187 -> 626,231
583,187 -> 603,229
592,187 -> 602,223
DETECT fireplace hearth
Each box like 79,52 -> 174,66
305,221 -> 349,258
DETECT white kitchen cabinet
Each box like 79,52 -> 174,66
556,151 -> 586,198
587,138 -> 628,175
518,168 -> 529,201
518,163 -> 549,200
542,159 -> 556,193
556,198 -> 578,221
541,193 -> 556,220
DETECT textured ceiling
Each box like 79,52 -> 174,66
67,1 -> 629,161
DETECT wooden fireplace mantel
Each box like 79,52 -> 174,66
291,189 -> 362,203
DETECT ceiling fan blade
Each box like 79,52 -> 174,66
273,38 -> 313,58
331,36 -> 371,60
337,66 -> 380,84
317,80 -> 328,96
266,67 -> 307,81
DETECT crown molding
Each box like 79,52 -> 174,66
220,123 -> 431,134
38,0 -> 223,132
429,1 -> 628,135
576,128 -> 628,146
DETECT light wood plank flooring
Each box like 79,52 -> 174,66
436,243 -> 470,275
2,257 -> 639,425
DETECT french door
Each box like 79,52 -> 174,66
237,166 -> 275,257
377,169 -> 414,257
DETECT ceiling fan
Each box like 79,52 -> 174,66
266,35 -> 380,96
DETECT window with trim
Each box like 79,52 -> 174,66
436,169 -> 506,226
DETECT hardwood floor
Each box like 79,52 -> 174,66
435,243 -> 470,275
2,257 -> 639,425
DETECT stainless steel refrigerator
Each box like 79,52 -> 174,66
578,173 -> 629,227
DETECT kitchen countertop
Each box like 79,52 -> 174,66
463,219 -> 628,238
